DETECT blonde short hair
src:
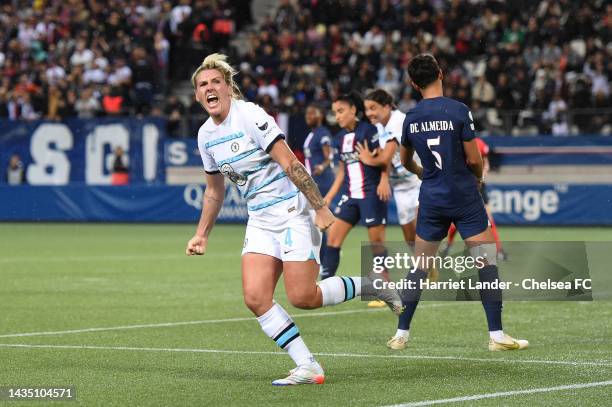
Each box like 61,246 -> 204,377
191,53 -> 242,99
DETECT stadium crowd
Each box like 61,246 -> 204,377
0,0 -> 610,136
0,0 -> 251,134
239,0 -> 610,135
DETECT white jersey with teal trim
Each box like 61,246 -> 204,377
197,99 -> 309,230
376,109 -> 421,191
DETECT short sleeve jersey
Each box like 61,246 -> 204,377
334,120 -> 381,199
303,125 -> 334,187
401,97 -> 481,208
376,109 -> 421,191
197,99 -> 307,229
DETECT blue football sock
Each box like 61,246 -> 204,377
319,232 -> 328,265
320,246 -> 340,280
479,265 -> 503,331
398,269 -> 428,330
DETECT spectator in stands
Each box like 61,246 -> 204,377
70,39 -> 94,68
472,75 -> 496,108
102,86 -> 124,116
587,61 -> 610,107
552,113 -> 570,136
111,146 -> 129,186
0,0 -> 608,138
46,85 -> 62,121
131,47 -> 156,115
376,60 -> 401,98
165,95 -> 186,137
57,90 -> 78,119
6,154 -> 25,185
398,89 -> 416,113
257,76 -> 279,105
83,61 -> 107,86
75,87 -> 100,119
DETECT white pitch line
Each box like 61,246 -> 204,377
0,307 -> 386,338
0,343 -> 610,368
0,303 -> 460,339
380,380 -> 612,407
0,253 -> 234,263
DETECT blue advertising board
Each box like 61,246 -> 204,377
0,118 -> 166,185
484,136 -> 612,166
1,183 -> 611,226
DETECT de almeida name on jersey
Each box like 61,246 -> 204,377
408,120 -> 455,133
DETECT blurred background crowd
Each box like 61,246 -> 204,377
0,0 -> 610,136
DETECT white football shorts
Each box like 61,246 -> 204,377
242,212 -> 322,263
394,186 -> 420,225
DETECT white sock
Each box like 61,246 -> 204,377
318,276 -> 362,306
395,329 -> 409,339
257,302 -> 315,366
489,330 -> 505,342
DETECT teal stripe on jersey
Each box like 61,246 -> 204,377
217,148 -> 260,166
242,158 -> 272,177
204,132 -> 244,148
244,172 -> 288,199
275,325 -> 299,348
248,190 -> 299,211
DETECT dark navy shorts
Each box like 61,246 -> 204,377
417,200 -> 489,241
334,193 -> 387,227
316,180 -> 333,198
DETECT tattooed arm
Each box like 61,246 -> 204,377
269,139 -> 335,229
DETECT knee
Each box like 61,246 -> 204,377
325,230 -> 344,248
286,289 -> 319,310
325,227 -> 344,248
243,291 -> 273,316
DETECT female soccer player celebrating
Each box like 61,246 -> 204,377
357,89 -> 422,349
186,54 -> 400,386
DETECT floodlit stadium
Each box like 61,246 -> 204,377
1,0 -> 611,405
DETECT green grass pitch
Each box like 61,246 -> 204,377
1,223 -> 611,406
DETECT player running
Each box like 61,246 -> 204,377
356,89 -> 423,349
444,137 -> 508,260
319,92 -> 393,292
303,104 -> 334,264
399,54 -> 528,351
186,54 -> 401,386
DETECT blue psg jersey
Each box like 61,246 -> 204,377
334,120 -> 381,199
401,96 -> 481,207
303,125 -> 334,187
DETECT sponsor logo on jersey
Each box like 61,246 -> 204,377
220,163 -> 247,186
257,122 -> 268,131
230,142 -> 240,152
339,151 -> 360,163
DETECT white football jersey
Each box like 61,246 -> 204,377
198,99 -> 308,230
376,109 -> 421,191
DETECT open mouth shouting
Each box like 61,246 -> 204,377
206,93 -> 220,109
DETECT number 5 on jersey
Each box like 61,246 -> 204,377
427,136 -> 442,170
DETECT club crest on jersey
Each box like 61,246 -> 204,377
230,141 -> 240,152
220,163 -> 247,186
